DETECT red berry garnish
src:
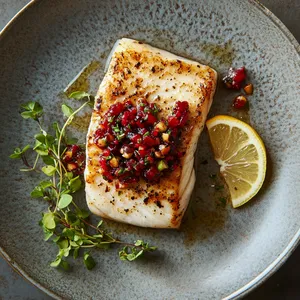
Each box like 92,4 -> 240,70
233,95 -> 248,109
223,67 -> 246,90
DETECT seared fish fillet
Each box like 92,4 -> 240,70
85,38 -> 217,228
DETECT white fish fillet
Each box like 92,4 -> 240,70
85,38 -> 217,228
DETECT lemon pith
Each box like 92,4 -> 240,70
206,115 -> 266,208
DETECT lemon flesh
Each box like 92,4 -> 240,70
206,115 -> 266,208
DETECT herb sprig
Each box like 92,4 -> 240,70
10,91 -> 157,270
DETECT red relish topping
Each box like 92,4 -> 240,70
232,95 -> 248,109
62,144 -> 85,175
223,67 -> 246,90
94,99 -> 189,185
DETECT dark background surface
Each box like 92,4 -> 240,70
0,0 -> 299,299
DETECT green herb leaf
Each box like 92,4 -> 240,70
83,252 -> 96,270
68,176 -> 82,193
34,133 -> 55,147
68,91 -> 91,100
127,250 -> 143,261
65,211 -> 79,226
57,239 -> 69,249
119,247 -> 128,261
43,230 -> 53,241
33,140 -> 49,156
40,180 -> 53,189
58,194 -> 73,209
96,220 -> 103,228
62,228 -> 75,240
20,101 -> 43,121
53,236 -> 60,243
62,104 -> 74,117
42,213 -> 56,230
9,145 -> 31,159
77,209 -> 90,219
60,260 -> 70,271
65,172 -> 73,180
134,240 -> 143,246
148,246 -> 157,251
70,241 -> 78,247
42,155 -> 55,166
73,248 -> 79,259
34,133 -> 46,144
31,186 -> 44,198
118,240 -> 156,262
32,180 -> 53,199
42,165 -> 56,176
50,257 -> 61,268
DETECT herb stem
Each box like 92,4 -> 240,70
21,154 -> 31,168
81,218 -> 104,233
52,173 -> 56,190
113,240 -> 141,248
55,100 -> 90,211
32,153 -> 40,169
20,153 -> 40,172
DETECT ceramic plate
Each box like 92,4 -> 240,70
0,0 -> 299,299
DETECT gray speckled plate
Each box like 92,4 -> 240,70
0,0 -> 299,299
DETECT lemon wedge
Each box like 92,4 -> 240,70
206,115 -> 266,208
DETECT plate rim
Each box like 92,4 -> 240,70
0,0 -> 299,299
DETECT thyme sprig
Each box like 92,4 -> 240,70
10,92 -> 157,270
